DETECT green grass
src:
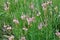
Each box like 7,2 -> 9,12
0,0 -> 60,40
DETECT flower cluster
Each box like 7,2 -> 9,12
4,1 -> 10,11
41,0 -> 52,10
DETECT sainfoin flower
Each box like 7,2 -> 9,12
21,14 -> 26,20
3,24 -> 12,31
3,24 -> 7,32
38,22 -> 43,30
4,3 -> 9,11
47,1 -> 52,5
41,2 -> 47,10
3,24 -> 7,28
55,32 -> 60,37
49,1 -> 52,4
4,2 -> 10,11
8,35 -> 14,40
20,36 -> 26,40
23,27 -> 28,31
13,18 -> 19,24
30,3 -> 34,9
26,17 -> 35,25
7,26 -> 12,30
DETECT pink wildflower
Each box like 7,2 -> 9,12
30,3 -> 34,9
26,17 -> 35,25
7,26 -> 12,30
38,22 -> 43,30
41,2 -> 47,10
20,36 -> 26,40
13,18 -> 19,24
21,14 -> 26,20
23,27 -> 28,31
8,35 -> 14,40
4,2 -> 10,11
3,24 -> 7,28
47,1 -> 52,5
55,32 -> 60,36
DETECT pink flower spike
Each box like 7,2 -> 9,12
47,1 -> 52,5
21,14 -> 26,20
26,17 -> 35,25
13,18 -> 19,24
42,2 -> 47,8
8,35 -> 14,40
55,32 -> 60,36
4,3 -> 9,11
7,27 -> 12,30
49,1 -> 52,4
41,2 -> 47,10
3,24 -> 7,28
38,22 -> 43,30
20,36 -> 26,40
23,28 -> 28,31
30,3 -> 34,9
